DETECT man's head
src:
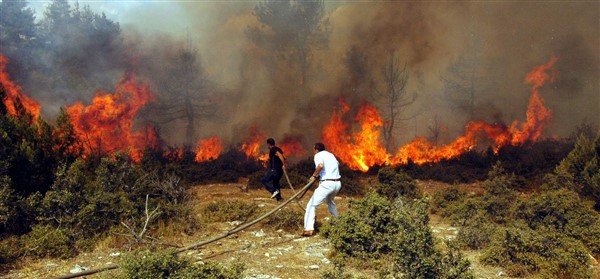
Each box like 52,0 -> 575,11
314,142 -> 326,152
267,138 -> 275,148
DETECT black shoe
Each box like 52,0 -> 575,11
276,195 -> 283,202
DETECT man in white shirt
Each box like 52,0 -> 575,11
302,142 -> 342,237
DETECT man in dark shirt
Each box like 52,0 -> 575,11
261,138 -> 287,201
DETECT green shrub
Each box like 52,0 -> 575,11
322,192 -> 473,278
438,240 -> 475,279
200,199 -> 260,223
321,191 -> 398,259
481,222 -> 592,278
456,212 -> 498,249
480,223 -> 541,276
515,188 -> 600,254
264,207 -> 303,232
21,224 -> 75,259
119,249 -> 245,279
430,186 -> 466,216
375,167 -> 421,200
389,198 -> 439,278
0,235 -> 21,264
546,132 -> 600,209
177,261 -> 245,279
480,164 -> 520,223
446,198 -> 485,227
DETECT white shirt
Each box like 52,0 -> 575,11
314,150 -> 340,180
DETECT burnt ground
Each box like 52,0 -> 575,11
1,180 -> 598,279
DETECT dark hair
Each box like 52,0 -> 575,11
314,142 -> 326,151
267,138 -> 275,145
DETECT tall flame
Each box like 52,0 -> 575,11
0,54 -> 41,119
322,100 -> 388,171
509,56 -> 556,145
325,57 -> 558,171
195,136 -> 223,162
66,71 -> 157,161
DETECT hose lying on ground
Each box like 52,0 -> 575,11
50,179 -> 315,279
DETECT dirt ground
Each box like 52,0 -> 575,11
1,180 -> 598,279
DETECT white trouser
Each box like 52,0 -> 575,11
304,180 -> 341,231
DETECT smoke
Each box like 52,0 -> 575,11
14,1 -> 600,149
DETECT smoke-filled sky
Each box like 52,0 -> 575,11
23,1 -> 600,148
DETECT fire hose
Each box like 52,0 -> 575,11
50,178 -> 316,279
283,168 -> 308,212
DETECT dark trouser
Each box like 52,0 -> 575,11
261,169 -> 283,197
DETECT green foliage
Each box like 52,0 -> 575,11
479,164 -> 520,223
322,192 -> 473,278
34,156 -> 198,255
375,167 -> 421,200
321,191 -> 398,259
0,176 -> 15,228
455,212 -> 498,250
264,207 -> 303,232
200,199 -> 260,223
481,222 -> 591,278
119,249 -> 245,279
389,198 -> 440,278
438,241 -> 475,279
0,235 -> 21,264
430,187 -> 466,216
21,224 -> 75,259
546,132 -> 600,209
515,189 -> 600,255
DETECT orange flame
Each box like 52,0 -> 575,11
0,54 -> 41,119
279,135 -> 307,158
163,146 -> 184,162
322,100 -> 388,171
509,56 -> 556,145
325,57 -> 558,171
66,71 -> 157,161
195,136 -> 223,162
240,125 -> 267,159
